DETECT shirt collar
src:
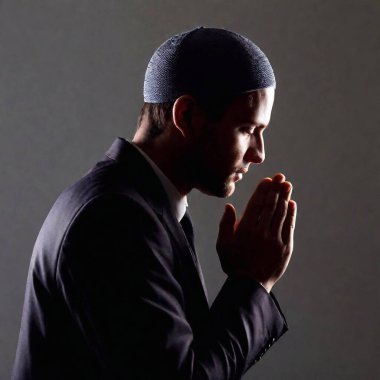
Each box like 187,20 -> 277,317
131,143 -> 188,222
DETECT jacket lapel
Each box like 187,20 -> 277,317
179,212 -> 208,300
104,137 -> 209,306
161,209 -> 208,304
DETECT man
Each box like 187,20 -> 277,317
12,26 -> 297,379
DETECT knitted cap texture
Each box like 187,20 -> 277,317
143,26 -> 275,103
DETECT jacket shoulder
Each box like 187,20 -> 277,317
30,159 -> 158,289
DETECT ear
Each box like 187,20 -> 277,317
172,95 -> 203,138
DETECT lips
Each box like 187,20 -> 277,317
233,167 -> 249,182
237,168 -> 249,175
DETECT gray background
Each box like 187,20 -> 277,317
1,0 -> 379,379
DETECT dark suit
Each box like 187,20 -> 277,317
12,137 -> 288,380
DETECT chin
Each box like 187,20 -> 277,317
198,179 -> 236,198
224,182 -> 236,197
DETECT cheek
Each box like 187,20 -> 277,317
199,128 -> 246,169
217,138 -> 247,176
228,135 -> 248,161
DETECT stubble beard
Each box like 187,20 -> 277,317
198,176 -> 235,198
187,155 -> 237,198
185,122 -> 237,198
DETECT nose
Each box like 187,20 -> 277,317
244,135 -> 265,164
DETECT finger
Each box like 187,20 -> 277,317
217,203 -> 237,248
272,172 -> 286,183
242,177 -> 272,223
271,182 -> 292,238
282,200 -> 297,245
282,181 -> 293,201
257,177 -> 288,230
257,188 -> 280,230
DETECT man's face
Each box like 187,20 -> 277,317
188,87 -> 275,197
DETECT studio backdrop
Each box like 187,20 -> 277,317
1,1 -> 379,379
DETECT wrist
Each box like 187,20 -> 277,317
231,269 -> 273,293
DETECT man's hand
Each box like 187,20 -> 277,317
216,173 -> 297,293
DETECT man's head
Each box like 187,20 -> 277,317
171,88 -> 274,197
134,26 -> 276,197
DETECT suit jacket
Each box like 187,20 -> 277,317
12,137 -> 288,380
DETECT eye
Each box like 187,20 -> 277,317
241,126 -> 256,136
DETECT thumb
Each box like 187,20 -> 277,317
217,203 -> 237,247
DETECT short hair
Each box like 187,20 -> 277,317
136,102 -> 175,138
136,94 -> 236,138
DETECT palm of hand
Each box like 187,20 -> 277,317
216,174 -> 297,292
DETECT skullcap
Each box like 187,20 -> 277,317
143,26 -> 275,103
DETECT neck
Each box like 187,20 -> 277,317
132,134 -> 193,196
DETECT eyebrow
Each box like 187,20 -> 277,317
241,122 -> 267,128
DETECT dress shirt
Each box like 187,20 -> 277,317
131,142 -> 188,221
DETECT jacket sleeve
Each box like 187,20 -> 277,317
57,194 -> 288,380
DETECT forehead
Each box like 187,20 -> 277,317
227,87 -> 275,126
